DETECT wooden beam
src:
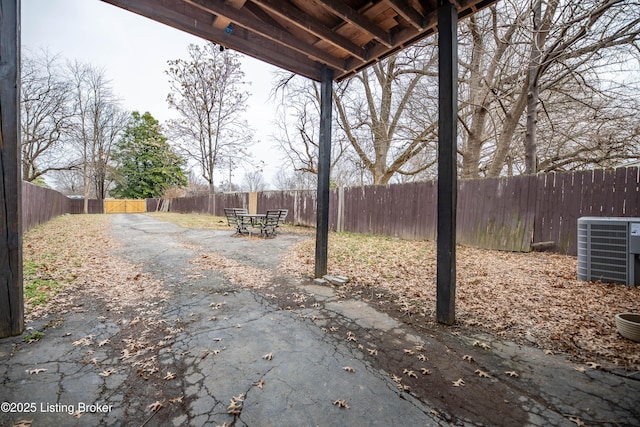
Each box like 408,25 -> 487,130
349,0 -> 492,79
436,0 -> 458,326
251,0 -> 368,60
314,67 -> 334,278
100,0 -> 328,81
383,0 -> 425,29
317,0 -> 393,48
186,0 -> 348,71
0,0 -> 24,338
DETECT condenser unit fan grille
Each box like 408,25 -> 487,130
578,221 -> 628,284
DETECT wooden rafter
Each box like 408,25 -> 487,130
251,0 -> 368,61
100,0 -> 499,81
317,0 -> 393,48
383,0 -> 425,29
185,0 -> 348,70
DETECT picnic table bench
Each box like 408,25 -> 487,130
224,208 -> 288,238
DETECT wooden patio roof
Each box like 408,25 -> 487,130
100,0 -> 498,81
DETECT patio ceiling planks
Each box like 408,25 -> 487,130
99,0 -> 498,81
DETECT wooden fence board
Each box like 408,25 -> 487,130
626,167 -> 640,216
613,167 -> 628,217
21,182 -> 70,232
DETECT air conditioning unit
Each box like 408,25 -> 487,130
577,217 -> 640,286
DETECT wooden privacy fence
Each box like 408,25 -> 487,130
259,167 -> 639,256
163,167 -> 639,256
22,181 -> 69,232
21,167 -> 640,256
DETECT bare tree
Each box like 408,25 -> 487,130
68,61 -> 127,210
273,72 -> 347,179
242,169 -> 268,192
166,43 -> 254,194
20,49 -> 76,182
50,168 -> 84,196
272,167 -> 317,191
333,43 -> 439,185
458,0 -> 640,178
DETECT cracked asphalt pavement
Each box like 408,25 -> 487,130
1,214 -> 639,426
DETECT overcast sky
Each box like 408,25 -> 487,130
21,0 -> 285,187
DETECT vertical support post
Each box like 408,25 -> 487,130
436,0 -> 458,325
0,0 -> 24,337
314,67 -> 334,278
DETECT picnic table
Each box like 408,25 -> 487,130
224,208 -> 287,238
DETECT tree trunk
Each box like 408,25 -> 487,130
525,0 -> 542,174
488,89 -> 529,177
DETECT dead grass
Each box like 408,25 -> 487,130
23,214 -> 167,321
279,232 -> 640,371
145,212 -> 230,230
147,211 -> 315,235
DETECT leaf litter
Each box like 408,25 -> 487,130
279,233 -> 640,371
23,215 -> 173,385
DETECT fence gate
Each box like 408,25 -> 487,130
104,199 -> 146,214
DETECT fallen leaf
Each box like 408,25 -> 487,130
227,394 -> 244,415
99,369 -> 116,377
475,369 -> 491,378
169,395 -> 183,404
253,379 -> 265,389
420,368 -> 432,375
452,378 -> 465,387
26,368 -> 47,375
586,362 -> 602,370
473,341 -> 491,350
368,348 -> 378,356
163,371 -> 176,380
417,354 -> 427,361
13,420 -> 33,427
403,349 -> 415,356
403,368 -> 417,378
391,374 -> 402,383
97,339 -> 110,347
227,401 -> 242,415
568,416 -> 587,426
505,371 -> 519,377
333,399 -> 350,409
343,366 -> 355,373
147,401 -> 163,412
262,352 -> 274,361
573,366 -> 586,373
462,354 -> 474,362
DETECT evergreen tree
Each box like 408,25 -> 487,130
111,111 -> 187,199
